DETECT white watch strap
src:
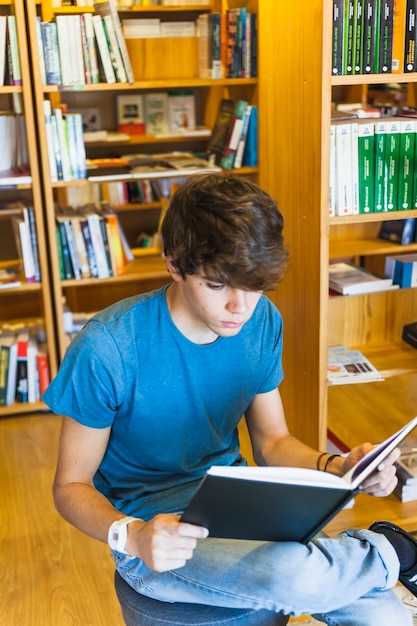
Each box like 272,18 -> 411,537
108,516 -> 137,554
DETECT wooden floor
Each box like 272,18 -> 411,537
2,411 -> 417,625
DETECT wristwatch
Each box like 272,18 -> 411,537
108,516 -> 137,554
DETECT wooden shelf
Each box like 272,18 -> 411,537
41,77 -> 257,93
330,238 -> 417,258
332,72 -> 417,86
330,209 -> 417,225
0,400 -> 48,417
60,255 -> 168,288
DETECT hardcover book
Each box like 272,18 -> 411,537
181,417 -> 417,542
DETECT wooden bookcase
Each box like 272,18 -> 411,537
0,0 -> 57,417
258,1 -> 417,449
24,0 -> 260,363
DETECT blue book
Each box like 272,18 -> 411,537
379,218 -> 416,245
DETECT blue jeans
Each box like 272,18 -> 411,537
113,529 -> 413,626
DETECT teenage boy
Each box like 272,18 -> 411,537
44,174 -> 417,625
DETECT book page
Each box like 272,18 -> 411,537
343,415 -> 417,489
207,465 -> 347,490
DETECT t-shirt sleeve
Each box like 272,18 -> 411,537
256,301 -> 284,393
42,320 -> 126,428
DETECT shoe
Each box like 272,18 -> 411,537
369,520 -> 417,598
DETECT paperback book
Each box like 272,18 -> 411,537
327,345 -> 383,385
329,262 -> 397,295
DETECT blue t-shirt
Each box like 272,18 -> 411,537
43,285 -> 284,519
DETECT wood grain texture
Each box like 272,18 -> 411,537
0,413 -> 124,625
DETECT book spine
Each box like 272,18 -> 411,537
362,0 -> 378,73
344,0 -> 356,73
79,13 -> 92,84
55,226 -> 66,280
80,219 -> 99,278
41,22 -> 62,85
357,121 -> 375,213
94,0 -> 134,83
26,207 -> 41,283
332,0 -> 345,75
35,17 -> 47,85
351,121 -> 359,214
329,124 -> 336,217
404,0 -> 416,71
220,100 -> 249,169
398,118 -> 416,210
0,343 -> 9,406
391,0 -> 407,72
36,352 -> 50,396
92,14 -> 116,83
374,120 -> 387,212
98,215 -> 113,276
15,333 -> 29,403
63,219 -> 82,279
87,214 -> 110,278
335,122 -> 353,215
384,119 -> 401,211
18,219 -> 36,282
57,220 -> 75,279
82,13 -> 100,84
378,0 -> 394,72
233,104 -> 252,169
354,0 -> 364,73
71,218 -> 91,278
242,105 -> 258,167
210,13 -> 222,79
226,9 -> 238,78
53,107 -> 72,181
7,16 -> 21,86
102,15 -> 127,82
0,16 -> 6,87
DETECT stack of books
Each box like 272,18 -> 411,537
329,262 -> 397,295
327,345 -> 384,385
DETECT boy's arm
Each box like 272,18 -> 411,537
53,416 -> 207,572
245,388 -> 398,496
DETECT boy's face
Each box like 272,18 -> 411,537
167,260 -> 262,342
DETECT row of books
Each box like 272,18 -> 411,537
0,324 -> 50,406
332,0 -> 413,76
0,113 -> 28,175
36,0 -> 134,86
197,8 -> 257,80
327,344 -> 383,384
0,15 -> 21,87
0,202 -> 41,284
55,203 -> 132,281
385,252 -> 417,287
379,217 -> 417,244
115,91 -> 199,136
206,99 -> 258,169
330,117 -> 417,216
44,103 -> 87,183
105,178 -> 162,205
329,262 -> 398,295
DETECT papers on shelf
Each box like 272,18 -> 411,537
327,345 -> 384,385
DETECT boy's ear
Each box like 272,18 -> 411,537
164,255 -> 183,282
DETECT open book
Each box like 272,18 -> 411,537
181,416 -> 417,543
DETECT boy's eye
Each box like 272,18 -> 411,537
206,282 -> 224,290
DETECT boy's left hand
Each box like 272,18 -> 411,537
344,444 -> 401,497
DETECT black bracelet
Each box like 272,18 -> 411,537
316,452 -> 328,471
323,453 -> 341,472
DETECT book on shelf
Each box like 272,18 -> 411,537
402,321 -> 417,349
121,18 -> 161,38
385,252 -> 417,287
329,262 -> 397,295
0,15 -> 7,87
219,100 -> 249,170
167,91 -> 196,134
0,268 -> 20,290
116,94 -> 146,135
144,92 -> 169,135
121,152 -> 221,178
327,345 -> 384,385
7,16 -> 22,86
206,98 -> 237,166
0,330 -> 17,407
94,0 -> 134,83
379,218 -> 416,244
181,416 -> 417,542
